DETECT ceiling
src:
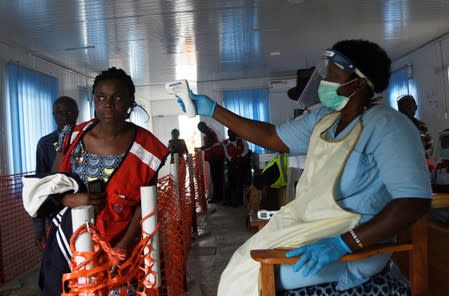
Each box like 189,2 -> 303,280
1,0 -> 449,88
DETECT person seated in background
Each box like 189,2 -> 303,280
176,39 -> 431,296
260,152 -> 289,208
244,163 -> 289,217
168,128 -> 188,163
430,129 -> 449,224
397,95 -> 434,165
244,160 -> 283,216
223,129 -> 249,206
433,129 -> 449,185
33,96 -> 79,250
243,174 -> 265,216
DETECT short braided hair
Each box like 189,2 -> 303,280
92,67 -> 137,108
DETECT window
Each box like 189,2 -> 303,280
386,64 -> 418,114
223,88 -> 270,154
5,63 -> 59,173
79,87 -> 93,122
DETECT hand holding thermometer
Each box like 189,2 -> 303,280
165,80 -> 197,118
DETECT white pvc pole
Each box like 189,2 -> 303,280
71,206 -> 95,295
170,153 -> 180,205
187,153 -> 194,186
140,186 -> 160,287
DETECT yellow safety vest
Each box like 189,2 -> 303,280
262,153 -> 289,188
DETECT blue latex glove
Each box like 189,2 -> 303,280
285,236 -> 352,277
176,89 -> 217,117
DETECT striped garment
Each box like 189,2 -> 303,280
412,117 -> 433,159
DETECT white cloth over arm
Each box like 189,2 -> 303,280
22,173 -> 80,217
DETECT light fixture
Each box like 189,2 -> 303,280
64,45 -> 95,51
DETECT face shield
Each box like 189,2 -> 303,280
297,49 -> 375,109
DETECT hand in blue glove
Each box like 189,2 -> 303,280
176,89 -> 217,117
285,235 -> 352,277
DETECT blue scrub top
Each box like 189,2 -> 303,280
275,104 -> 432,290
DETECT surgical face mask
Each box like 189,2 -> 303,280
318,79 -> 357,111
439,148 -> 449,160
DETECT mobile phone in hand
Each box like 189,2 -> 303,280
87,179 -> 105,193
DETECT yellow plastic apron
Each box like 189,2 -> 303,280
217,112 -> 362,296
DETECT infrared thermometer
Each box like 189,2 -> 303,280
257,209 -> 278,220
165,79 -> 197,118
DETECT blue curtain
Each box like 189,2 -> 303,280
386,65 -> 418,115
223,88 -> 270,153
6,63 -> 59,173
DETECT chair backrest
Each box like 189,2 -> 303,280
405,215 -> 428,296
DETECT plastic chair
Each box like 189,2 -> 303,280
250,215 -> 428,296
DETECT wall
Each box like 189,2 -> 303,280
149,98 -> 180,177
392,34 -> 449,161
269,90 -> 300,125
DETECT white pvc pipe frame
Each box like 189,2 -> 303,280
170,153 -> 180,205
71,205 -> 95,296
72,186 -> 161,291
140,186 -> 161,288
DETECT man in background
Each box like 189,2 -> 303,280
36,96 -> 79,173
33,96 -> 78,249
168,128 -> 189,163
223,129 -> 249,206
197,121 -> 225,203
397,95 -> 433,159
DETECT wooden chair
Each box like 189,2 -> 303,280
247,214 -> 269,230
250,215 -> 428,296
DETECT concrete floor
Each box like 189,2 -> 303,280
0,264 -> 40,296
186,205 -> 257,296
0,204 -> 256,296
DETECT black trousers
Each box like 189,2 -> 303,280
208,155 -> 224,202
39,213 -> 72,295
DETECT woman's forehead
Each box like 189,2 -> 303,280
95,79 -> 128,91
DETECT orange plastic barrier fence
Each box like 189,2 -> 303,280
0,153 -> 207,292
193,150 -> 207,215
61,154 -> 206,295
0,172 -> 40,284
157,156 -> 193,295
62,217 -> 159,295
